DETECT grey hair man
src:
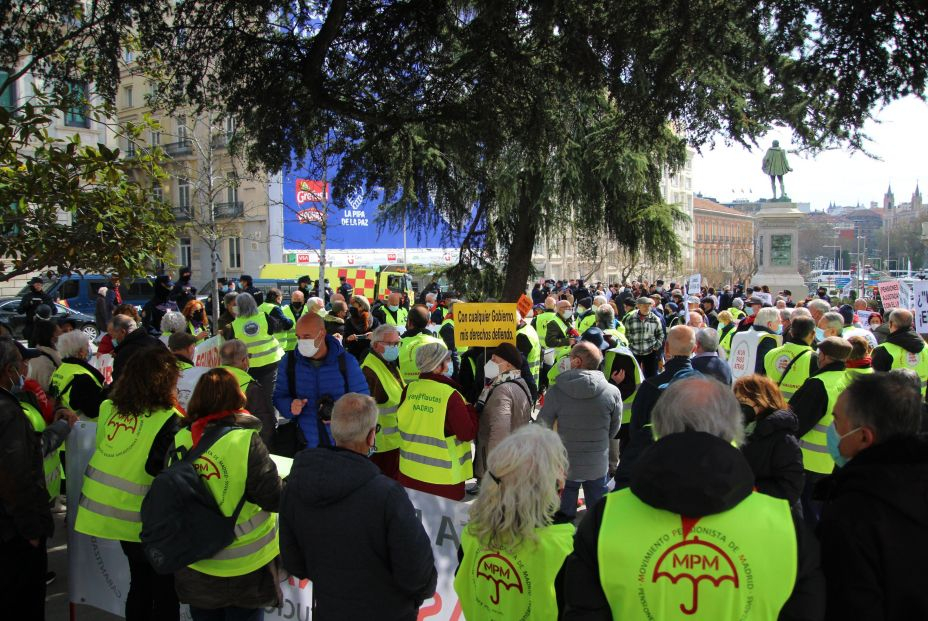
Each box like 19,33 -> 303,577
216,338 -> 275,446
751,306 -> 783,375
361,324 -> 405,478
807,298 -> 831,325
692,328 -> 731,385
539,341 -> 622,518
108,313 -> 162,382
818,372 -> 928,620
563,376 -> 825,620
280,392 -> 438,619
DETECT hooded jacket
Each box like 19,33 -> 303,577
742,409 -> 805,508
280,446 -> 437,621
538,369 -> 622,481
563,432 -> 825,620
871,328 -> 926,372
816,434 -> 928,621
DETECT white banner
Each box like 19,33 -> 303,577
66,423 -> 468,620
914,281 -> 928,334
727,330 -> 783,379
91,353 -> 114,385
687,274 -> 701,296
193,335 -> 223,368
878,280 -> 900,309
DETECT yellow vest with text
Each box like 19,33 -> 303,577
598,488 -> 796,620
174,427 -> 279,577
455,523 -> 574,621
75,401 -> 179,542
397,378 -> 472,484
361,353 -> 405,452
232,313 -> 283,368
517,322 -> 542,386
797,370 -> 849,474
280,304 -> 302,351
21,400 -> 62,499
398,332 -> 443,383
604,346 -> 643,406
764,343 -> 814,400
874,341 -> 928,395
384,306 -> 409,329
49,362 -> 103,416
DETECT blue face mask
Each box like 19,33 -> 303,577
814,327 -> 825,341
382,344 -> 400,362
443,364 -> 454,378
387,304 -> 399,312
775,325 -> 783,335
826,424 -> 861,468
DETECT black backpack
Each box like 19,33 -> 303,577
140,426 -> 248,574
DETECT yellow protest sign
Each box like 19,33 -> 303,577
453,303 -> 518,347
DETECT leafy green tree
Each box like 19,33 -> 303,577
0,101 -> 176,280
143,0 -> 927,299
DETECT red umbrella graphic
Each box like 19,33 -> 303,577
651,517 -> 740,615
475,552 -> 524,605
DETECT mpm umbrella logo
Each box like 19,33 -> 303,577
475,552 -> 524,605
652,537 -> 739,614
193,456 -> 222,480
106,413 -> 138,441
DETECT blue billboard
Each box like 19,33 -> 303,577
280,165 -> 464,251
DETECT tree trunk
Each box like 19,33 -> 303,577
500,172 -> 543,302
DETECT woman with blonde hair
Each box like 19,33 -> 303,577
733,374 -> 804,509
454,425 -> 573,620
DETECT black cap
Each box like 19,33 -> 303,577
15,341 -> 42,360
28,277 -> 43,285
581,327 -> 611,351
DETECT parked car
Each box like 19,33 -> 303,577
0,297 -> 100,340
16,274 -> 155,315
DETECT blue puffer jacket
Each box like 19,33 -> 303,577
273,335 -> 370,447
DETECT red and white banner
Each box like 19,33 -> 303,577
295,179 -> 329,205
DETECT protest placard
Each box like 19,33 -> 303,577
453,303 -> 518,347
878,281 -> 901,309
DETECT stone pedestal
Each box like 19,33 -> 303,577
752,201 -> 808,296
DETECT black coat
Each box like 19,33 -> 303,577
111,328 -> 164,382
789,361 -> 846,439
742,409 -> 805,507
816,434 -> 928,621
563,432 -> 825,620
871,327 -> 925,372
280,446 -> 437,621
59,357 -> 106,419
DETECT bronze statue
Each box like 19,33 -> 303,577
762,140 -> 792,200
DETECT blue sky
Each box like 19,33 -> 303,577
692,95 -> 928,212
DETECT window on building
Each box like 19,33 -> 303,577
124,85 -> 133,108
126,139 -> 136,158
151,130 -> 160,145
226,184 -> 238,205
152,182 -> 164,202
225,116 -> 236,138
0,70 -> 15,111
64,81 -> 90,128
178,237 -> 192,268
123,48 -> 134,64
228,237 -> 242,269
176,115 -> 187,142
177,178 -> 190,208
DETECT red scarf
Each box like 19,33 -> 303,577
845,357 -> 871,369
190,410 -> 247,446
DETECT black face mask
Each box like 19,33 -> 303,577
740,403 -> 756,425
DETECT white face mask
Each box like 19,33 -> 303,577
558,356 -> 573,374
484,360 -> 500,380
297,337 -> 319,358
561,309 -> 573,320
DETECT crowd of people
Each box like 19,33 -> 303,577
2,271 -> 927,620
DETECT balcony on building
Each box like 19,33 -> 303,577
173,204 -> 192,221
163,140 -> 192,156
214,201 -> 244,218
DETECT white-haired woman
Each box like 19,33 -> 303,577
226,292 -> 283,410
49,330 -> 105,419
158,311 -> 187,345
454,425 -> 574,620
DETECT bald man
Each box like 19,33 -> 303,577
273,312 -> 370,451
376,291 -> 409,330
871,309 -> 928,394
614,326 -> 701,487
